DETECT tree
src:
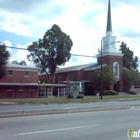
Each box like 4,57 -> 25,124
12,60 -> 18,64
12,60 -> 27,66
19,60 -> 27,66
27,24 -> 73,83
0,44 -> 10,80
93,66 -> 117,90
123,69 -> 140,89
120,42 -> 138,71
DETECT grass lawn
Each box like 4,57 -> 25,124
0,94 -> 140,105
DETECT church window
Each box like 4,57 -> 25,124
113,62 -> 119,78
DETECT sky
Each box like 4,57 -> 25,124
0,0 -> 140,69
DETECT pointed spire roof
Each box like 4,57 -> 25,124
106,0 -> 112,32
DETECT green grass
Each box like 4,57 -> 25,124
0,94 -> 140,105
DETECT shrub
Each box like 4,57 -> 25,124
95,90 -> 118,96
77,94 -> 84,98
129,90 -> 137,95
104,90 -> 118,95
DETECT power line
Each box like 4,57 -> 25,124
2,45 -> 140,61
71,53 -> 96,58
6,46 -> 27,50
3,45 -> 97,58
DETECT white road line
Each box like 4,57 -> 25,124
18,125 -> 100,136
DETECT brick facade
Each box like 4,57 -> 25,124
97,54 -> 123,91
0,64 -> 39,98
38,64 -> 109,95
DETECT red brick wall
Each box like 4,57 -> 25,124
97,55 -> 123,91
0,69 -> 39,98
0,71 -> 38,83
0,86 -> 38,98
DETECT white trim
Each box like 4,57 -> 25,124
97,52 -> 123,57
29,90 -> 34,91
7,64 -> 39,71
7,89 -> 12,91
7,68 -> 38,72
0,83 -> 66,87
38,84 -> 66,87
0,83 -> 38,86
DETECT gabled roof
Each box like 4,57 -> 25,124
0,83 -> 66,87
55,63 -> 97,73
7,63 -> 39,71
38,63 -> 108,75
84,64 -> 107,71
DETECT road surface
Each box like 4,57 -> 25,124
0,106 -> 140,140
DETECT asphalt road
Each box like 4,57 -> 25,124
0,107 -> 140,140
0,100 -> 140,113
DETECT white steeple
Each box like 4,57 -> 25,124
102,0 -> 120,55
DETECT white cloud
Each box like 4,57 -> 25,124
0,0 -> 140,68
3,40 -> 12,52
0,12 -> 38,37
112,5 -> 140,59
9,43 -> 34,66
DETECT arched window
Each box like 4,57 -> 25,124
113,62 -> 119,78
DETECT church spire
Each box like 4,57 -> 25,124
106,0 -> 112,32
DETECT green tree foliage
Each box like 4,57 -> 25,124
19,60 -> 27,66
120,42 -> 138,70
27,24 -> 73,83
93,66 -> 117,90
123,69 -> 140,88
0,44 -> 10,80
12,60 -> 27,66
12,60 -> 18,64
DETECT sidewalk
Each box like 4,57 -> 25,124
0,105 -> 132,118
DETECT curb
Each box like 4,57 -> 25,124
0,106 -> 130,118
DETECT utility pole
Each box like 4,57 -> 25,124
21,79 -> 23,105
100,39 -> 103,100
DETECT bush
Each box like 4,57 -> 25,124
129,90 -> 137,95
95,90 -> 118,96
67,93 -> 73,98
77,94 -> 84,98
104,90 -> 118,95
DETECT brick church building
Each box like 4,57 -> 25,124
39,0 -> 126,95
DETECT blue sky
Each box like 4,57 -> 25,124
0,0 -> 140,69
